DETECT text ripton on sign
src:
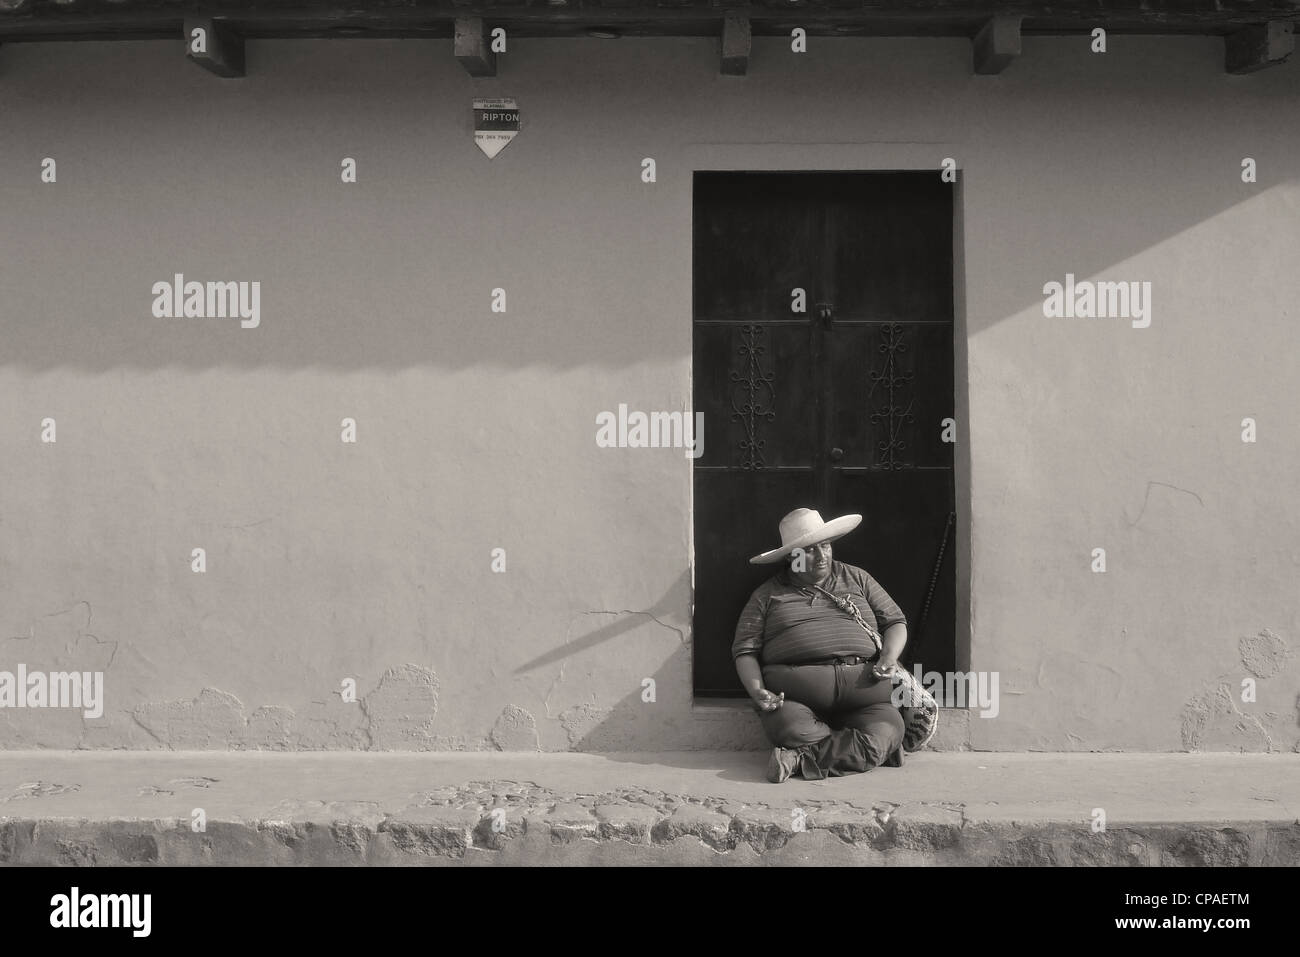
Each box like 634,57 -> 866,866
474,98 -> 520,159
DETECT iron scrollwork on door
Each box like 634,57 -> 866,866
867,322 -> 915,470
729,323 -> 776,470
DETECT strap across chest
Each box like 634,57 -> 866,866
801,582 -> 883,652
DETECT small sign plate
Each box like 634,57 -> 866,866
474,98 -> 520,159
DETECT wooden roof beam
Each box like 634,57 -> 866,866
721,12 -> 750,76
973,15 -> 1021,75
3,2 -> 1300,42
455,16 -> 496,77
1225,21 -> 1295,73
183,18 -> 245,78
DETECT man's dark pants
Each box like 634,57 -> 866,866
759,661 -> 905,778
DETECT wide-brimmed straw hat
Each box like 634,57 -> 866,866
749,508 -> 862,565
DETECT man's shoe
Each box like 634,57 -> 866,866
766,746 -> 801,783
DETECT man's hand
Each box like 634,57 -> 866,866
872,656 -> 899,680
752,689 -> 785,712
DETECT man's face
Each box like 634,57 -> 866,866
792,540 -> 832,573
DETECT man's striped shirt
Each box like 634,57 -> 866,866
731,560 -> 908,665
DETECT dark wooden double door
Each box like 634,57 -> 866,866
693,171 -> 957,696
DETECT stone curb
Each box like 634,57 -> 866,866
4,802 -> 1297,865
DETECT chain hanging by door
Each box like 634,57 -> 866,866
915,511 -> 955,644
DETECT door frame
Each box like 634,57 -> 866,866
684,144 -> 973,703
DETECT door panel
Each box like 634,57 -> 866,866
693,322 -> 817,470
693,470 -> 814,697
829,321 -> 955,471
693,173 -> 823,322
828,176 -> 955,323
827,470 -> 956,675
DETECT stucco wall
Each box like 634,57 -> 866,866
0,35 -> 1296,752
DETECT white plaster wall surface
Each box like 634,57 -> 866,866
0,36 -> 1296,751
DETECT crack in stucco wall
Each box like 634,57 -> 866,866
583,609 -> 687,644
3,600 -> 119,672
1125,480 -> 1204,527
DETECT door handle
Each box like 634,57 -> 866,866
829,447 -> 844,462
816,302 -> 834,327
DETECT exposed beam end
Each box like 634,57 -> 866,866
455,16 -> 497,77
1225,21 -> 1294,74
183,18 -> 245,78
721,12 -> 751,76
973,15 -> 1021,75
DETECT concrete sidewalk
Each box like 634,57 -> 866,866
1,751 -> 1297,866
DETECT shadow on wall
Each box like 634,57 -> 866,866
556,644 -> 769,760
509,566 -> 767,758
513,569 -> 691,675
490,563 -> 765,756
